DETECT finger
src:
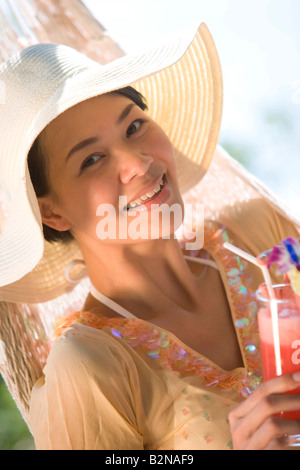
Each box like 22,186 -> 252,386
253,391 -> 300,423
229,396 -> 298,449
245,417 -> 300,451
230,374 -> 300,422
229,375 -> 300,447
264,435 -> 290,451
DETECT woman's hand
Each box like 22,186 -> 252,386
228,373 -> 300,450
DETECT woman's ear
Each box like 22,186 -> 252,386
38,196 -> 71,232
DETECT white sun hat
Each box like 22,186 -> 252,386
0,22 -> 223,303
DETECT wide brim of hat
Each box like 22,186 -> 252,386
0,22 -> 222,302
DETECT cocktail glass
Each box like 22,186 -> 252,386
256,283 -> 300,446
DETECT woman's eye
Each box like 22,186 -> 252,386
126,119 -> 145,137
80,154 -> 102,171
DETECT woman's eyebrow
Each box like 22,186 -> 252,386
117,103 -> 135,124
66,103 -> 136,162
66,136 -> 99,162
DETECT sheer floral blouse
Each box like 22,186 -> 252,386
29,197 -> 300,450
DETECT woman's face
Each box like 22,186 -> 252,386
38,93 -> 184,245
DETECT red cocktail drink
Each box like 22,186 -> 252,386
257,284 -> 300,421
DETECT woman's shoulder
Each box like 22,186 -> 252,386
217,197 -> 300,255
46,315 -> 133,376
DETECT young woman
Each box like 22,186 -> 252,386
0,23 -> 299,450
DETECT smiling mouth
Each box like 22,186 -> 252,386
125,176 -> 165,211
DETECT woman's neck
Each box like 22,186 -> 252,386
80,236 -> 206,320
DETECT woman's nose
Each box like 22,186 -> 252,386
116,146 -> 154,184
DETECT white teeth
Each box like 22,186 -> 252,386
128,177 -> 164,209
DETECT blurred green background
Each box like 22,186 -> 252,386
1,0 -> 299,450
0,375 -> 35,450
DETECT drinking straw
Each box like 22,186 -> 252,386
223,242 -> 282,376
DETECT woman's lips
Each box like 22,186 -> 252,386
126,174 -> 170,212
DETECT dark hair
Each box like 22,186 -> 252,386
27,87 -> 148,244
